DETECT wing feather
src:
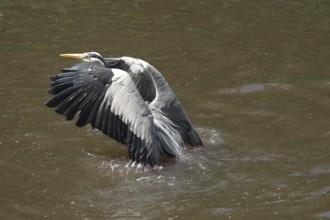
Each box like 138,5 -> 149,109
106,57 -> 203,148
99,69 -> 162,164
46,65 -> 163,165
46,87 -> 78,108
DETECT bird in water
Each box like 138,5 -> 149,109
46,52 -> 203,168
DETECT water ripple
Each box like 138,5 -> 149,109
219,83 -> 292,95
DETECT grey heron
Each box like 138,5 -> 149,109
46,52 -> 203,167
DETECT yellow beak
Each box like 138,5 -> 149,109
59,53 -> 84,60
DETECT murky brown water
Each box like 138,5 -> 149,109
1,0 -> 330,219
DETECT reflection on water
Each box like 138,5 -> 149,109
1,0 -> 330,219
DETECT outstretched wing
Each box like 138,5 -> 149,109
46,65 -> 164,165
105,57 -> 203,147
142,61 -> 203,147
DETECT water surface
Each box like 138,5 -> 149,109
1,0 -> 330,219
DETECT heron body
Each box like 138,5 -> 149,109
46,52 -> 203,166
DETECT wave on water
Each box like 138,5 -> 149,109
76,126 -> 226,196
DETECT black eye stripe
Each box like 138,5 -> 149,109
91,54 -> 101,59
90,53 -> 106,66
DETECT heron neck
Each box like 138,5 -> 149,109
143,62 -> 176,104
144,64 -> 167,91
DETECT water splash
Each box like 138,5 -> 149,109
196,127 -> 223,146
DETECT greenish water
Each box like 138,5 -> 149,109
1,0 -> 330,219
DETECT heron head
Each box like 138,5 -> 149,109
59,52 -> 106,66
